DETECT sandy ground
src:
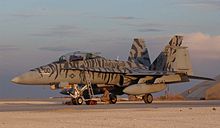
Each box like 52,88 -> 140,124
0,106 -> 219,128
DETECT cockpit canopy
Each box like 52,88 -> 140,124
58,51 -> 101,62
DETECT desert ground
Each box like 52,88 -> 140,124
0,100 -> 220,128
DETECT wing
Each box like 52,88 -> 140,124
126,70 -> 176,76
64,67 -> 214,83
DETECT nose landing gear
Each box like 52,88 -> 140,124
71,97 -> 84,105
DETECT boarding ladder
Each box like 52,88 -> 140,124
87,81 -> 94,99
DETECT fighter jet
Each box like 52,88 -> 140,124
11,35 -> 214,105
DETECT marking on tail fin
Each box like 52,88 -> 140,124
150,35 -> 193,75
128,38 -> 151,67
169,35 -> 183,46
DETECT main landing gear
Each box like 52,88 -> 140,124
142,93 -> 153,104
109,94 -> 117,104
101,88 -> 117,104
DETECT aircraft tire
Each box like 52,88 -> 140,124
71,98 -> 77,105
109,94 -> 117,104
76,97 -> 83,105
143,93 -> 153,104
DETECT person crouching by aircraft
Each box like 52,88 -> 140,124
100,88 -> 110,104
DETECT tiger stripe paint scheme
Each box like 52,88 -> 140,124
11,38 -> 148,86
30,57 -> 146,86
128,38 -> 151,67
11,36 -> 214,102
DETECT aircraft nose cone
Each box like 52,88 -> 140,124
11,71 -> 47,85
11,71 -> 36,85
11,76 -> 21,84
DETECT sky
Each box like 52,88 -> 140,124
0,0 -> 220,98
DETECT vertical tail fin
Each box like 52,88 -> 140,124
128,38 -> 151,67
150,35 -> 193,75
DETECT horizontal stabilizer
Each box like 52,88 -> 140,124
126,70 -> 175,76
188,75 -> 215,81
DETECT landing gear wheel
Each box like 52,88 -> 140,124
76,97 -> 83,105
71,97 -> 83,105
71,98 -> 77,105
109,94 -> 117,104
143,94 -> 153,104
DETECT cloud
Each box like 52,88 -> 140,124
184,32 -> 220,59
31,25 -> 85,37
123,22 -> 166,33
136,28 -> 164,32
126,23 -> 165,27
107,16 -> 142,20
179,0 -> 220,10
126,22 -> 194,30
10,9 -> 48,19
39,46 -> 74,52
0,45 -> 19,51
11,13 -> 43,18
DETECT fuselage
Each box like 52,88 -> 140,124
12,56 -> 146,86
